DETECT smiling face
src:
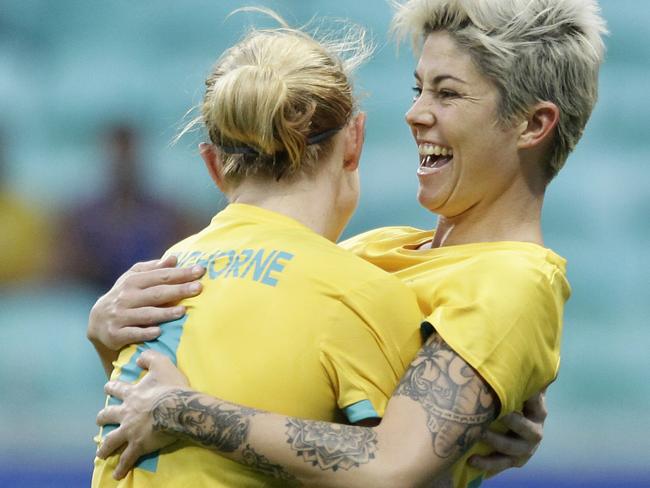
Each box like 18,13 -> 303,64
406,31 -> 524,219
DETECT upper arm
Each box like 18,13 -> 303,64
395,333 -> 498,454
428,266 -> 564,417
376,334 -> 498,486
319,305 -> 401,423
320,277 -> 422,422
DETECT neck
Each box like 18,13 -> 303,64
431,178 -> 545,248
228,172 -> 344,242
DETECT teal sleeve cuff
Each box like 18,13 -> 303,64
343,399 -> 379,423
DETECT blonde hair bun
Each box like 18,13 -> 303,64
182,10 -> 373,182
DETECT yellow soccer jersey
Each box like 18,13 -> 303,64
92,204 -> 422,488
341,226 -> 571,488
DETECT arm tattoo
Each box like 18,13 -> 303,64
152,390 -> 256,452
285,418 -> 378,472
241,444 -> 301,485
394,334 -> 497,459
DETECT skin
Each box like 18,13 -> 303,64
409,32 -> 557,248
92,30 -> 557,486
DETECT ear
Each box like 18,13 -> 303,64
342,112 -> 366,172
199,143 -> 227,192
517,102 -> 560,150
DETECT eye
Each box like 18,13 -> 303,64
411,85 -> 422,101
437,89 -> 459,99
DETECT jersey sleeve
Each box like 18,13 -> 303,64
319,275 -> 422,422
428,259 -> 568,417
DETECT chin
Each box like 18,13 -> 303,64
417,189 -> 444,215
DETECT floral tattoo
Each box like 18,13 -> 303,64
285,418 -> 378,471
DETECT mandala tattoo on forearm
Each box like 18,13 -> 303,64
152,390 -> 256,452
394,334 -> 496,459
241,444 -> 300,485
285,418 -> 378,472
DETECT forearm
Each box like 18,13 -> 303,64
153,337 -> 498,487
150,335 -> 497,486
151,389 -> 436,488
98,348 -> 503,487
101,335 -> 494,485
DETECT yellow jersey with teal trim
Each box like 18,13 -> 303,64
341,226 -> 571,488
92,204 -> 422,487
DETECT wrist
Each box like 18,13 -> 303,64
86,323 -> 101,344
87,306 -> 117,351
87,327 -> 116,352
151,387 -> 190,436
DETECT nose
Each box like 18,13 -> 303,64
405,96 -> 435,128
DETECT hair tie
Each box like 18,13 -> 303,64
220,126 -> 343,156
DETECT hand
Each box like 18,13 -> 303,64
95,350 -> 191,479
468,390 -> 547,475
87,255 -> 205,351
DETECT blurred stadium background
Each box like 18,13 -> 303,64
0,0 -> 648,486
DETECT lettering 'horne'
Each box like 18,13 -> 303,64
173,248 -> 294,287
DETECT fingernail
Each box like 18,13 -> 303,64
189,282 -> 201,293
173,306 -> 185,315
192,265 -> 204,275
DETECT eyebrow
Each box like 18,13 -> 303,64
414,71 -> 467,85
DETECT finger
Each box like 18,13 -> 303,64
523,390 -> 548,423
119,305 -> 186,328
97,427 -> 127,459
481,430 -> 529,457
500,412 -> 543,443
132,265 -> 205,290
96,405 -> 123,426
129,255 -> 177,273
115,325 -> 163,346
468,453 -> 518,472
113,443 -> 143,480
128,282 -> 202,308
137,350 -> 169,370
105,380 -> 131,400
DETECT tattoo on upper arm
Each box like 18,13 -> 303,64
285,418 -> 378,472
241,444 -> 301,485
152,390 -> 256,452
394,335 -> 497,459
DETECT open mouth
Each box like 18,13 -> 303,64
418,143 -> 453,171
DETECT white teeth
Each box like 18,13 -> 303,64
418,143 -> 453,157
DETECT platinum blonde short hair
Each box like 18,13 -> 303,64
392,0 -> 607,179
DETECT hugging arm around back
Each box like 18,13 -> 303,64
144,333 -> 497,488
91,257 -> 549,484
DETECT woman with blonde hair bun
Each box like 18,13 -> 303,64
91,0 -> 606,486
91,15 -> 426,488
